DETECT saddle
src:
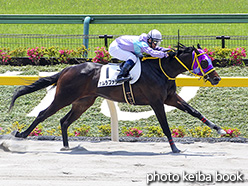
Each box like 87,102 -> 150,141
97,58 -> 141,88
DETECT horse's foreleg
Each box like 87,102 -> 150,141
151,101 -> 180,153
165,93 -> 226,135
60,96 -> 97,150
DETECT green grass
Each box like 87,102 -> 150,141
0,0 -> 247,36
2,0 -> 247,14
0,65 -> 247,137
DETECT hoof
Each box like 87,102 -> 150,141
60,147 -> 71,151
172,148 -> 181,153
0,142 -> 11,152
171,145 -> 181,153
11,130 -> 21,137
218,129 -> 226,135
170,142 -> 181,153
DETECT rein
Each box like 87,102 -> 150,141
159,58 -> 176,80
142,51 -> 215,81
142,57 -> 176,80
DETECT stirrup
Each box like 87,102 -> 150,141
116,76 -> 132,83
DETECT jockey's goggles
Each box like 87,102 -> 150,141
152,39 -> 162,47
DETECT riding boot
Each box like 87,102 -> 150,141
116,59 -> 135,83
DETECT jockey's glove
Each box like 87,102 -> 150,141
167,51 -> 177,58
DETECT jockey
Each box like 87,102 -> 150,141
109,29 -> 174,83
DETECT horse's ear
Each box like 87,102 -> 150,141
197,44 -> 202,49
193,45 -> 200,55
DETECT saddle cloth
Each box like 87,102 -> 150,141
97,58 -> 141,87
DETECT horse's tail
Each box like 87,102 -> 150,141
9,71 -> 63,111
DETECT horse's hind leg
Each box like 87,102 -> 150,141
14,85 -> 79,139
60,96 -> 97,150
15,98 -> 69,138
165,93 -> 226,135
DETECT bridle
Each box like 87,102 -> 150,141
143,48 -> 215,81
174,50 -> 215,81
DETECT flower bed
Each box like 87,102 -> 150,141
0,46 -> 89,66
0,46 -> 120,66
1,46 -> 247,66
0,121 -> 242,139
92,47 -> 111,64
204,47 -> 247,67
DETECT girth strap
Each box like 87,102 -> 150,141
122,81 -> 135,105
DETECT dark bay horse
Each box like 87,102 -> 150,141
9,44 -> 225,153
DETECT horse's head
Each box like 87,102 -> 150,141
192,44 -> 221,85
176,44 -> 221,85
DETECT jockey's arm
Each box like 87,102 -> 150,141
142,45 -> 168,58
156,46 -> 173,52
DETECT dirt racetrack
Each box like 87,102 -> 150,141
0,137 -> 247,186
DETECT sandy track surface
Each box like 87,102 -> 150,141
0,137 -> 247,186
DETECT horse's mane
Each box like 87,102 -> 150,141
175,43 -> 194,56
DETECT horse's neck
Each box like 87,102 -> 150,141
163,55 -> 192,78
141,55 -> 192,80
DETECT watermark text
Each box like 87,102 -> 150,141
146,171 -> 244,185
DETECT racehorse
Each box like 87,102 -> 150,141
9,44 -> 225,153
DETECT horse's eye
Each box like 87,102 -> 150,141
201,60 -> 209,69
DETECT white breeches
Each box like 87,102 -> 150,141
109,40 -> 138,63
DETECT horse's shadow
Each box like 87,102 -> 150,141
57,145 -> 225,157
0,137 -> 226,157
1,143 -> 225,157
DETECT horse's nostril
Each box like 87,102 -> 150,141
214,77 -> 221,82
211,76 -> 221,85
